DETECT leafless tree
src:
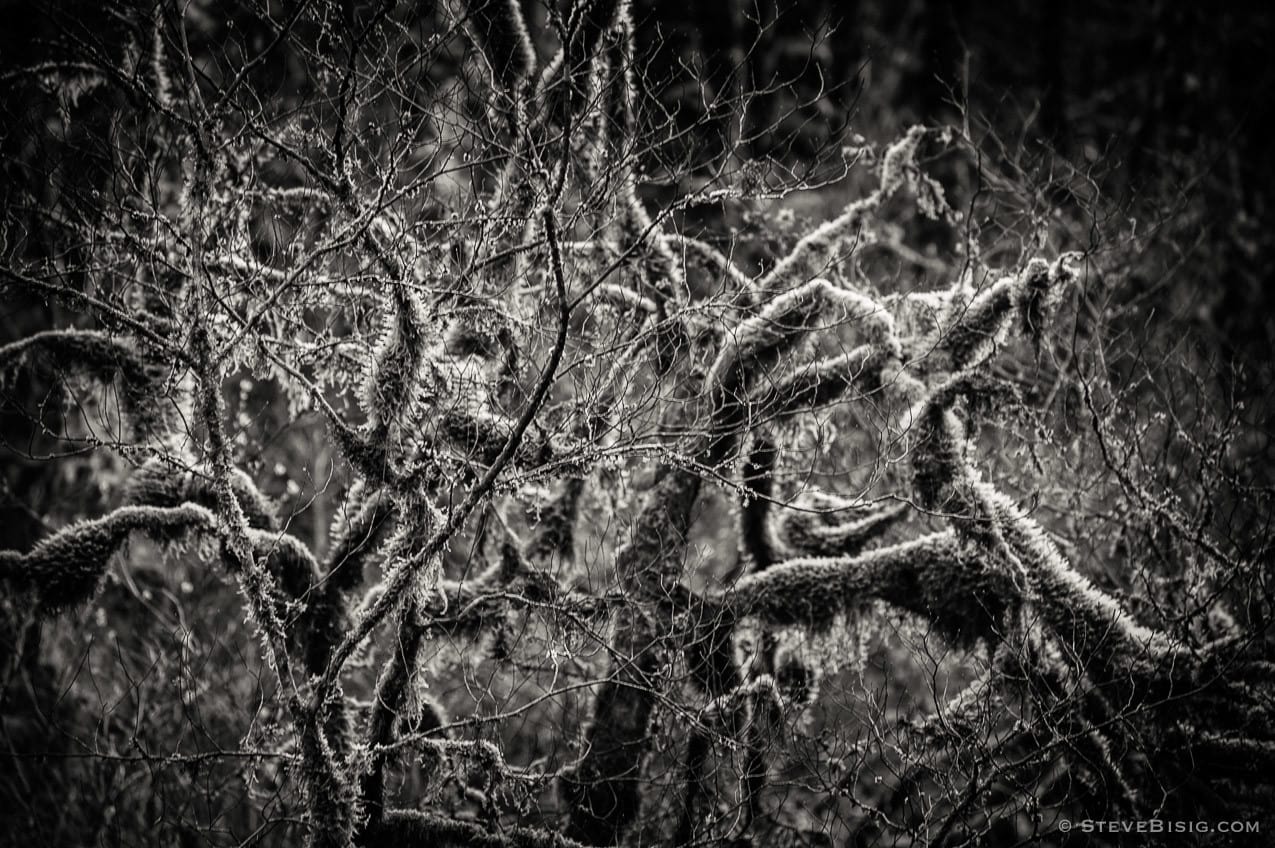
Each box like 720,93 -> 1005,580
1,2 -> 1271,846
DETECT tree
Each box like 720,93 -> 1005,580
1,1 -> 1271,846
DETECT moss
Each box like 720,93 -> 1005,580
0,328 -> 177,437
757,127 -> 927,294
617,178 -> 685,304
878,125 -> 927,196
943,277 -> 1017,371
438,408 -> 516,464
0,504 -> 215,615
723,532 -> 1011,646
443,312 -> 518,378
325,410 -> 392,483
404,691 -> 449,738
124,456 -> 278,530
246,528 -> 320,597
460,0 -> 537,94
773,495 -> 909,559
534,0 -> 627,132
296,489 -> 394,677
673,234 -> 753,292
362,808 -> 585,848
707,280 -> 832,399
650,317 -> 692,378
907,340 -> 1175,678
912,405 -> 967,512
300,713 -> 358,848
437,408 -> 578,470
618,465 -> 702,591
221,528 -> 332,670
561,618 -> 658,845
987,485 -> 1173,672
324,488 -> 393,593
361,286 -> 431,446
563,271 -> 898,841
941,256 -> 1076,370
430,578 -> 489,635
684,595 -> 741,697
564,464 -> 701,844
360,610 -> 429,826
753,345 -> 874,419
710,281 -> 898,439
580,7 -> 683,306
1017,258 -> 1055,353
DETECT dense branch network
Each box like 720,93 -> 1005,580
0,2 -> 1268,847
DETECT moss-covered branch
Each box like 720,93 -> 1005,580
362,808 -> 587,848
0,504 -> 216,614
562,465 -> 701,845
359,604 -> 433,828
721,533 -> 1009,645
753,127 -> 929,298
436,408 -> 584,471
524,476 -> 586,565
0,328 -> 179,437
533,0 -> 626,131
459,0 -> 538,97
770,492 -> 909,560
308,209 -> 576,831
563,279 -> 905,844
362,285 -> 433,450
124,456 -> 278,531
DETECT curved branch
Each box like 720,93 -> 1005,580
770,492 -> 909,560
124,456 -> 278,531
362,808 -> 587,848
0,329 -> 179,437
752,127 -> 928,299
0,504 -> 216,615
459,0 -> 538,96
311,206 -> 573,731
0,269 -> 184,359
720,532 -> 1011,645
